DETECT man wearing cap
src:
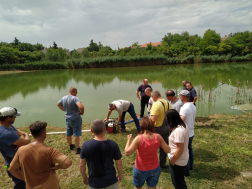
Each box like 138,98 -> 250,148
0,107 -> 30,189
179,90 -> 196,177
57,87 -> 84,154
165,90 -> 183,113
136,79 -> 152,118
104,100 -> 140,133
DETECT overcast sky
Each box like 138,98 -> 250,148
1,0 -> 252,50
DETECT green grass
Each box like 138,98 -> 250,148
1,114 -> 252,189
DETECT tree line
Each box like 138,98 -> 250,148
0,29 -> 252,66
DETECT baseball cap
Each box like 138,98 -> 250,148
0,107 -> 21,117
179,90 -> 190,97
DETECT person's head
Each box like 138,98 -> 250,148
145,87 -> 152,97
108,103 -> 116,110
165,90 -> 176,101
182,80 -> 187,87
0,107 -> 21,125
140,117 -> 155,134
179,90 -> 190,103
143,79 -> 148,86
91,119 -> 106,135
166,109 -> 186,131
186,82 -> 193,90
29,121 -> 47,139
151,90 -> 161,102
69,87 -> 78,96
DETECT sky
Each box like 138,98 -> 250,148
1,0 -> 252,51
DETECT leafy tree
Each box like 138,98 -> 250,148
200,29 -> 221,55
87,39 -> 99,52
53,41 -> 58,49
81,48 -> 90,58
14,37 -> 19,46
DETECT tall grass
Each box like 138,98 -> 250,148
1,54 -> 252,71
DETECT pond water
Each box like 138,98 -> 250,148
1,62 -> 252,127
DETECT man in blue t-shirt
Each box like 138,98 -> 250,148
136,79 -> 152,118
186,82 -> 198,106
0,107 -> 30,189
80,119 -> 123,189
57,87 -> 84,154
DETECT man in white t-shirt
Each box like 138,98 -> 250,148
179,90 -> 196,177
104,100 -> 140,132
144,87 -> 154,117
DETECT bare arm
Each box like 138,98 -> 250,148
157,134 -> 170,153
192,96 -> 197,104
76,102 -> 84,115
125,134 -> 141,156
104,110 -> 112,121
9,155 -> 24,180
136,91 -> 141,101
48,157 -> 72,171
170,143 -> 184,166
150,115 -> 157,124
13,135 -> 30,147
116,115 -> 122,127
57,102 -> 64,111
115,159 -> 123,182
180,115 -> 186,122
80,158 -> 88,185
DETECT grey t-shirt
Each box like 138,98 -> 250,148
171,99 -> 183,113
58,95 -> 81,119
111,100 -> 130,116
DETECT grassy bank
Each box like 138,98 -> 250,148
0,54 -> 252,71
1,114 -> 252,189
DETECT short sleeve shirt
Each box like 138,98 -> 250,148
111,100 -> 130,116
137,84 -> 152,97
168,124 -> 189,166
0,125 -> 19,165
80,139 -> 122,188
180,102 -> 196,137
12,143 -> 68,189
58,95 -> 81,119
171,99 -> 183,113
147,97 -> 154,113
188,88 -> 197,104
151,99 -> 171,127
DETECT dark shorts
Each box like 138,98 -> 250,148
133,165 -> 161,188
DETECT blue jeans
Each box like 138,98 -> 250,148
121,103 -> 140,132
133,165 -> 161,188
65,116 -> 82,137
186,136 -> 194,174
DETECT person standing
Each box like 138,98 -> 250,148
9,121 -> 72,189
182,80 -> 188,90
150,90 -> 171,168
144,87 -> 154,117
125,117 -> 170,189
0,107 -> 30,189
57,87 -> 84,154
186,82 -> 197,106
179,90 -> 196,177
104,100 -> 140,133
80,119 -> 123,189
136,79 -> 152,118
165,90 -> 183,113
166,109 -> 189,189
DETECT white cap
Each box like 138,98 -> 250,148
0,107 -> 21,117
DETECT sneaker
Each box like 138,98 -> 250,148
76,148 -> 81,154
69,144 -> 75,150
120,129 -> 126,132
185,172 -> 190,178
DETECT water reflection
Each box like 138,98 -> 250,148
1,62 -> 252,127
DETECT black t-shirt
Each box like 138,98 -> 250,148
137,84 -> 152,97
80,139 -> 122,188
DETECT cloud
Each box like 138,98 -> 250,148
0,0 -> 252,50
